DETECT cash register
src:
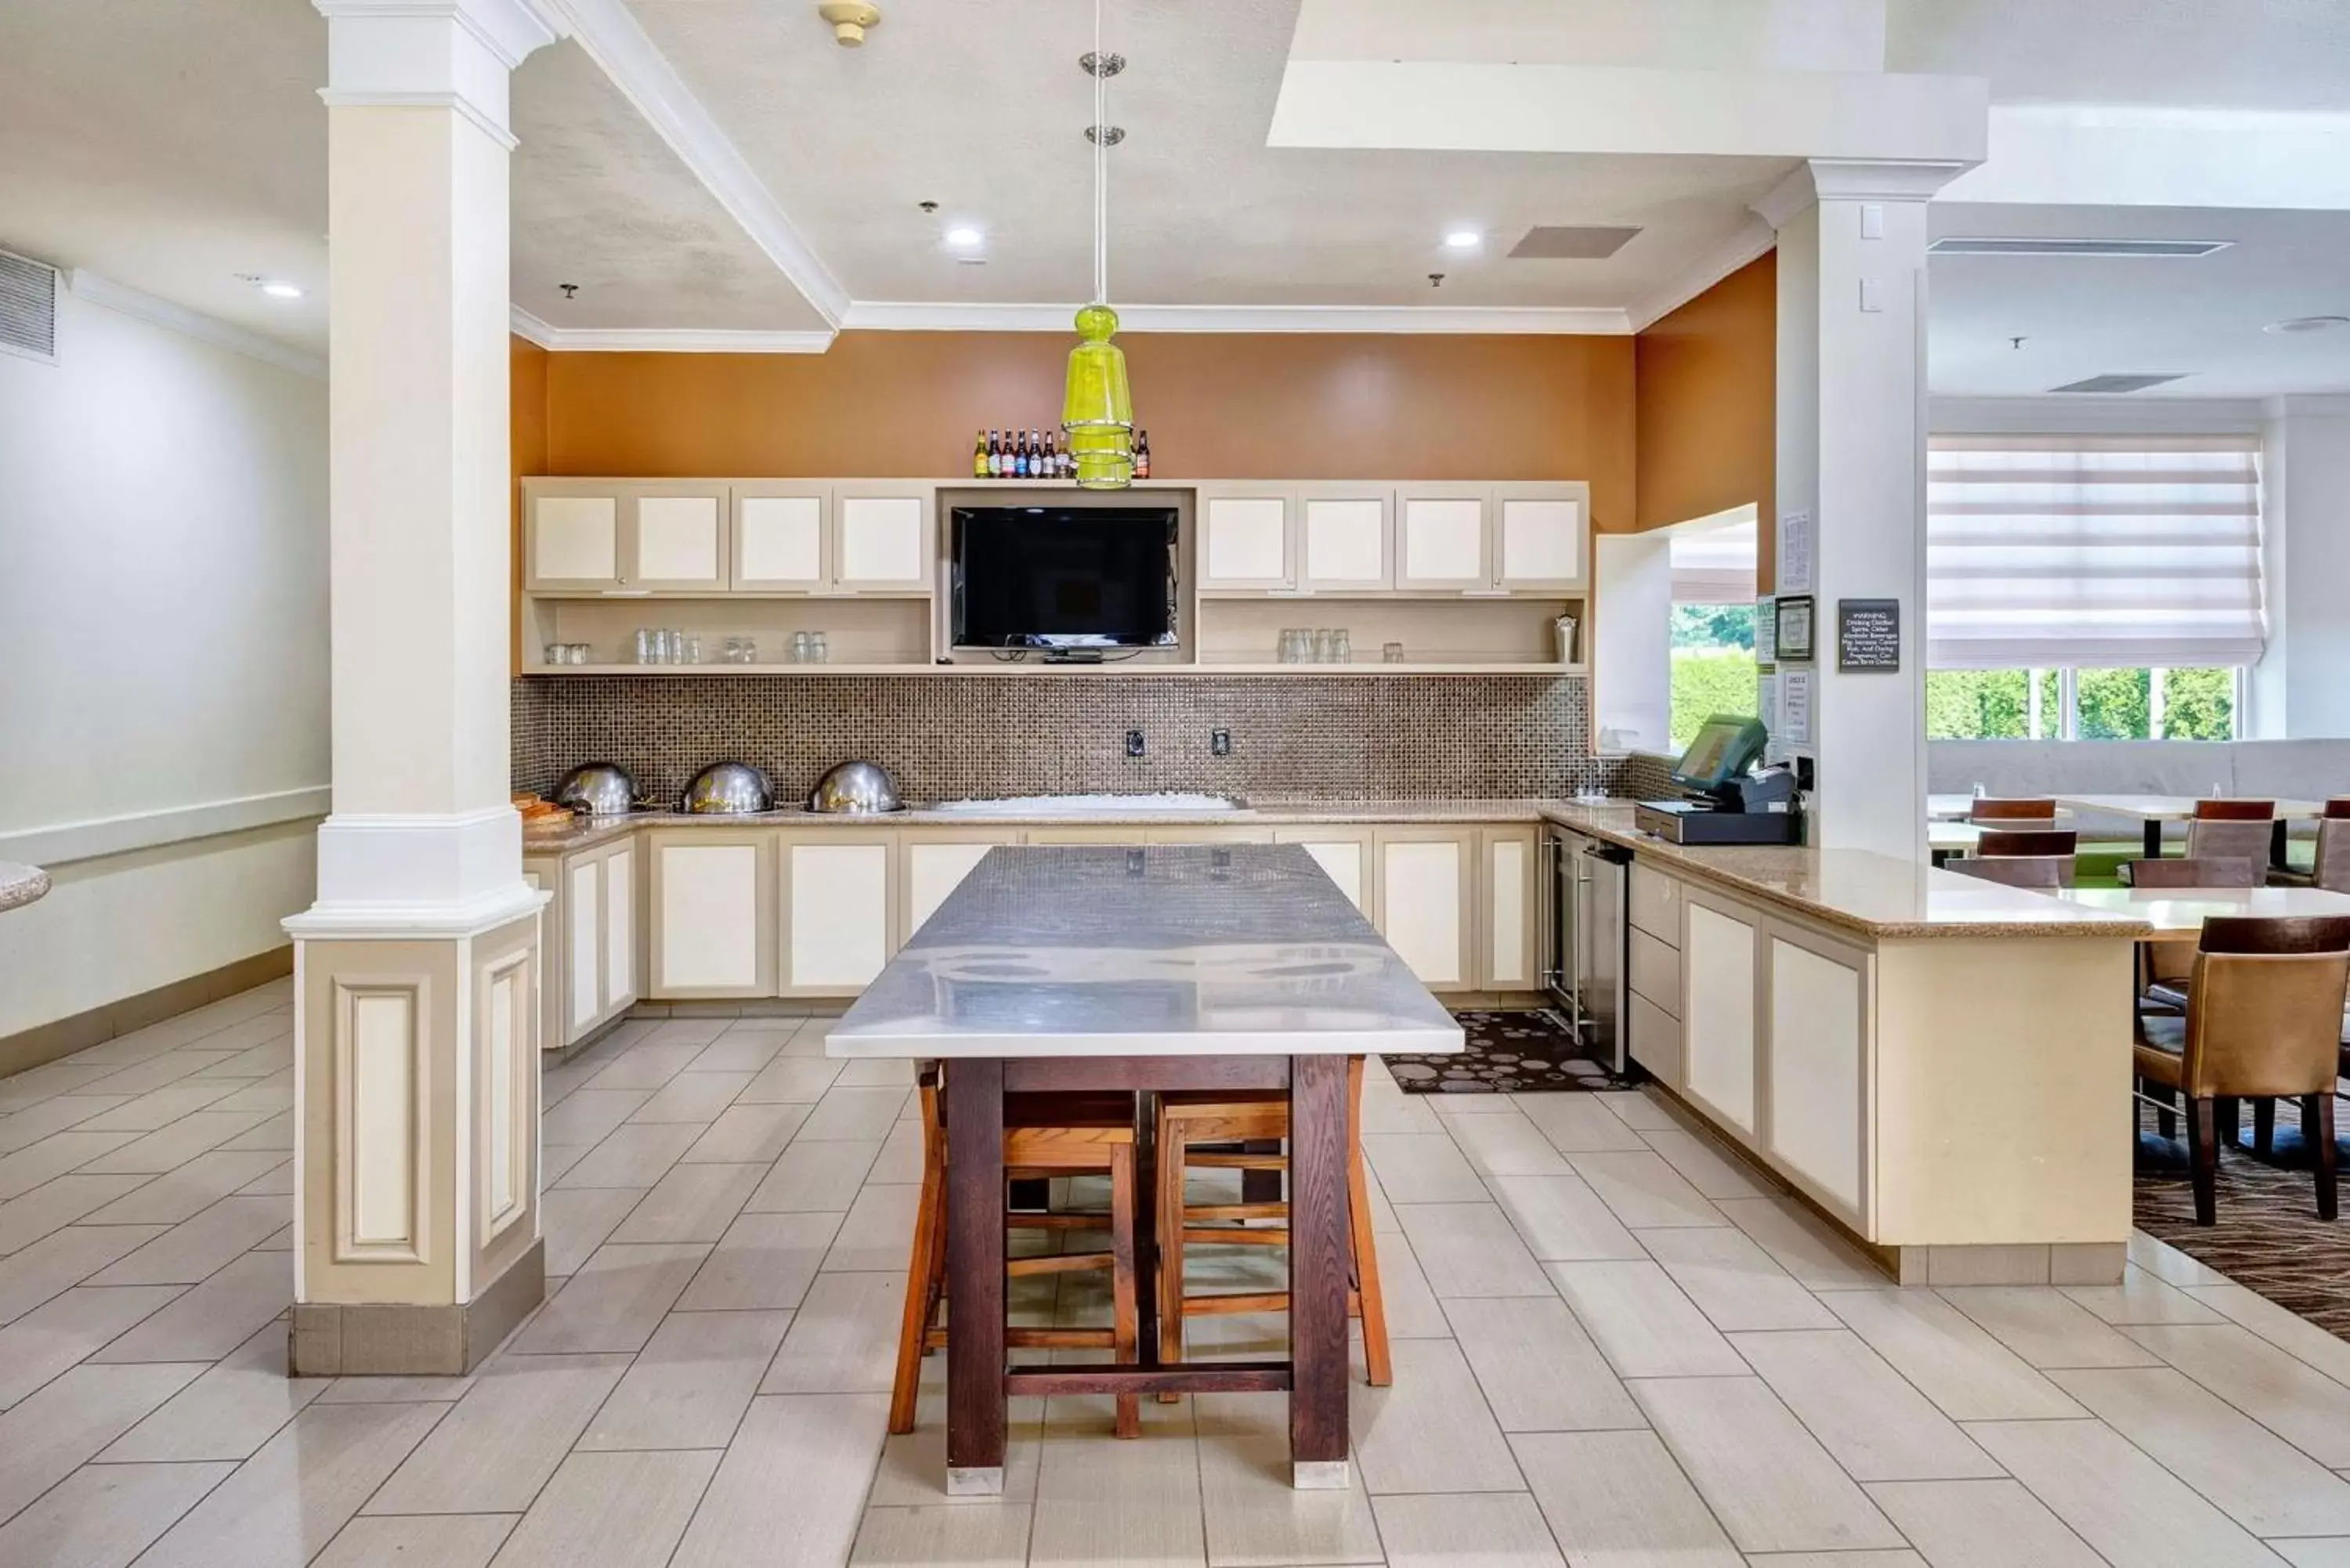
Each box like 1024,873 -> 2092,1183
1633,714 -> 1802,846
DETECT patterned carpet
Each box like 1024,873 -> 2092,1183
1387,1010 -> 1632,1094
2135,1098 -> 2350,1339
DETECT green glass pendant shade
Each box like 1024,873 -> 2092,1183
1061,303 -> 1134,490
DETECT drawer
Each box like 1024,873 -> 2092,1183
1629,864 -> 1682,946
1629,927 -> 1681,1019
1627,990 -> 1683,1089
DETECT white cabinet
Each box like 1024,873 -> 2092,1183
1297,485 -> 1393,591
833,482 -> 935,591
1767,928 -> 1869,1219
780,833 -> 897,995
648,830 -> 776,999
1272,827 -> 1373,913
1480,826 -> 1538,990
602,843 -> 635,1017
1492,484 -> 1589,591
525,480 -> 730,593
732,485 -> 829,591
1395,488 -> 1491,591
1198,486 -> 1296,591
526,838 -> 640,1044
1681,891 -> 1760,1135
1372,829 -> 1473,992
899,831 -> 1020,943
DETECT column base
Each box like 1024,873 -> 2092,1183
291,1237 -> 545,1376
1889,1240 -> 2125,1288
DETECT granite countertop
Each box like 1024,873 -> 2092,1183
828,843 -> 1466,1059
0,861 -> 52,913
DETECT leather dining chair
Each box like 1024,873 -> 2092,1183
2134,914 -> 2350,1225
2128,858 -> 2266,1028
1975,828 -> 2078,885
2185,798 -> 2278,876
2275,798 -> 2350,893
1948,855 -> 2065,890
1967,797 -> 2060,832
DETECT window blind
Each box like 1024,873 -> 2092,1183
1668,516 -> 1758,605
1926,434 -> 2265,669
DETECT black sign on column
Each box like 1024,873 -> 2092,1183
1837,598 -> 1901,672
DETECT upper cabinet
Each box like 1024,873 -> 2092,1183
1297,484 -> 1394,592
730,481 -> 933,595
524,480 -> 730,593
1394,486 -> 1492,591
1492,483 -> 1588,592
1197,484 -> 1296,591
732,484 -> 829,592
1396,482 -> 1589,594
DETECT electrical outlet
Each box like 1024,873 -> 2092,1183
1125,728 -> 1146,757
1211,728 -> 1231,757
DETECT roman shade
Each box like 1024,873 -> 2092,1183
1927,435 -> 2265,669
1669,515 -> 1758,605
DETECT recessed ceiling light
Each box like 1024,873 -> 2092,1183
257,280 -> 303,299
945,227 -> 983,248
1443,229 -> 1481,251
2265,315 -> 2350,335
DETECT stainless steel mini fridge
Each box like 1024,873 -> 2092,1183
1541,822 -> 1630,1075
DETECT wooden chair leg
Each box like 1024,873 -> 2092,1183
2254,1097 -> 2276,1157
1346,1057 -> 1391,1386
2309,1094 -> 2338,1222
1108,1142 -> 1141,1437
888,1152 -> 945,1434
1155,1115 -> 1188,1402
2189,1097 -> 2219,1227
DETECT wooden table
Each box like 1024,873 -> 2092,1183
2049,794 -> 2327,863
2048,883 -> 2350,943
827,843 -> 1462,1494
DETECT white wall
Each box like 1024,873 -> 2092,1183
2256,400 -> 2350,739
0,284 -> 327,1036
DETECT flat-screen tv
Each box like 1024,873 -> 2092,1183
952,505 -> 1179,651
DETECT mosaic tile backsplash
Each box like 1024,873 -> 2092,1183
512,675 -> 1607,807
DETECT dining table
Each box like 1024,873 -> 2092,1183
826,842 -> 1463,1494
2046,883 -> 2350,942
2048,794 -> 2328,864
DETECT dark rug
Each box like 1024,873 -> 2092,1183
1386,1010 -> 1633,1095
2135,1097 -> 2350,1339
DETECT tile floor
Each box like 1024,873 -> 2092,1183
7,983 -> 2350,1564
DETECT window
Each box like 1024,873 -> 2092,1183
1925,669 -> 2059,739
1668,515 -> 1759,750
1925,666 -> 2242,740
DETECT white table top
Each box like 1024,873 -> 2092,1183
827,844 -> 1466,1059
1927,795 -> 2078,824
2049,794 -> 2326,822
2048,883 -> 2350,936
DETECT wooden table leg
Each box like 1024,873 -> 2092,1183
2145,820 -> 2163,860
1288,1053 -> 1350,1489
2272,818 -> 2290,873
945,1057 -> 1007,1495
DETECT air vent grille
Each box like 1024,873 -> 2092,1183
2048,374 -> 2188,395
0,248 -> 60,363
1508,226 -> 1640,260
1929,237 -> 2231,258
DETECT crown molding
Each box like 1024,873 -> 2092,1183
69,271 -> 327,381
508,309 -> 833,352
1754,158 -> 1972,229
841,301 -> 1632,334
2263,393 -> 2350,420
1928,394 -> 2266,436
1626,216 -> 1776,333
540,0 -> 850,327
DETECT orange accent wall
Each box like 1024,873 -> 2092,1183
1632,252 -> 1777,582
511,337 -> 548,674
534,331 -> 1637,529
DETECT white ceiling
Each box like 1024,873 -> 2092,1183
1929,204 -> 2350,399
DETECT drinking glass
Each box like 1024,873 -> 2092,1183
685,634 -> 702,666
792,630 -> 812,663
1383,641 -> 1405,664
1313,629 -> 1337,663
1331,630 -> 1351,663
809,631 -> 829,663
634,628 -> 653,665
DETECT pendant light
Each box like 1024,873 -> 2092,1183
1061,0 -> 1134,490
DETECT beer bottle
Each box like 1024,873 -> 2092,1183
1134,428 -> 1152,479
971,428 -> 988,479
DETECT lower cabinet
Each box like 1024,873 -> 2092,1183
647,830 -> 776,999
1480,826 -> 1538,991
899,830 -> 1021,944
526,837 -> 639,1048
1766,927 -> 1870,1218
1679,890 -> 1760,1136
1372,828 -> 1473,992
1271,826 -> 1373,913
779,833 -> 896,996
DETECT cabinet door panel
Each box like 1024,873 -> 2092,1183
904,840 -> 1005,940
836,493 -> 931,589
1628,991 -> 1683,1088
1495,493 -> 1586,591
530,494 -> 620,588
1377,836 -> 1469,989
1769,934 -> 1867,1216
602,845 -> 634,1013
1198,493 -> 1292,589
1275,835 -> 1369,912
1397,494 -> 1488,589
632,493 -> 725,587
1682,899 -> 1758,1133
656,842 -> 767,994
566,859 -> 602,1036
525,862 -> 565,1054
1483,829 -> 1536,989
735,493 -> 826,590
786,841 -> 894,992
1300,493 -> 1390,591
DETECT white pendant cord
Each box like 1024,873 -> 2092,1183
1091,0 -> 1108,307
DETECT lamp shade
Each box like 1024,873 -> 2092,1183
1061,303 -> 1134,490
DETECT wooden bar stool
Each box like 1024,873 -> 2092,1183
891,1065 -> 1141,1438
1152,1055 -> 1388,1394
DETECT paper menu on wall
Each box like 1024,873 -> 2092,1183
1758,672 -> 1782,746
1777,510 -> 1814,596
1779,669 -> 1814,746
1754,598 -> 1777,670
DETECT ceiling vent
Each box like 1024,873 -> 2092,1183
2048,374 -> 2188,394
0,248 -> 60,365
1508,226 -> 1641,260
1929,237 -> 2232,258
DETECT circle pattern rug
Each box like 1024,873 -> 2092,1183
1385,1010 -> 1632,1095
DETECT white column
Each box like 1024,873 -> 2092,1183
2251,399 -> 2350,739
1761,160 -> 1962,860
287,0 -> 561,1375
